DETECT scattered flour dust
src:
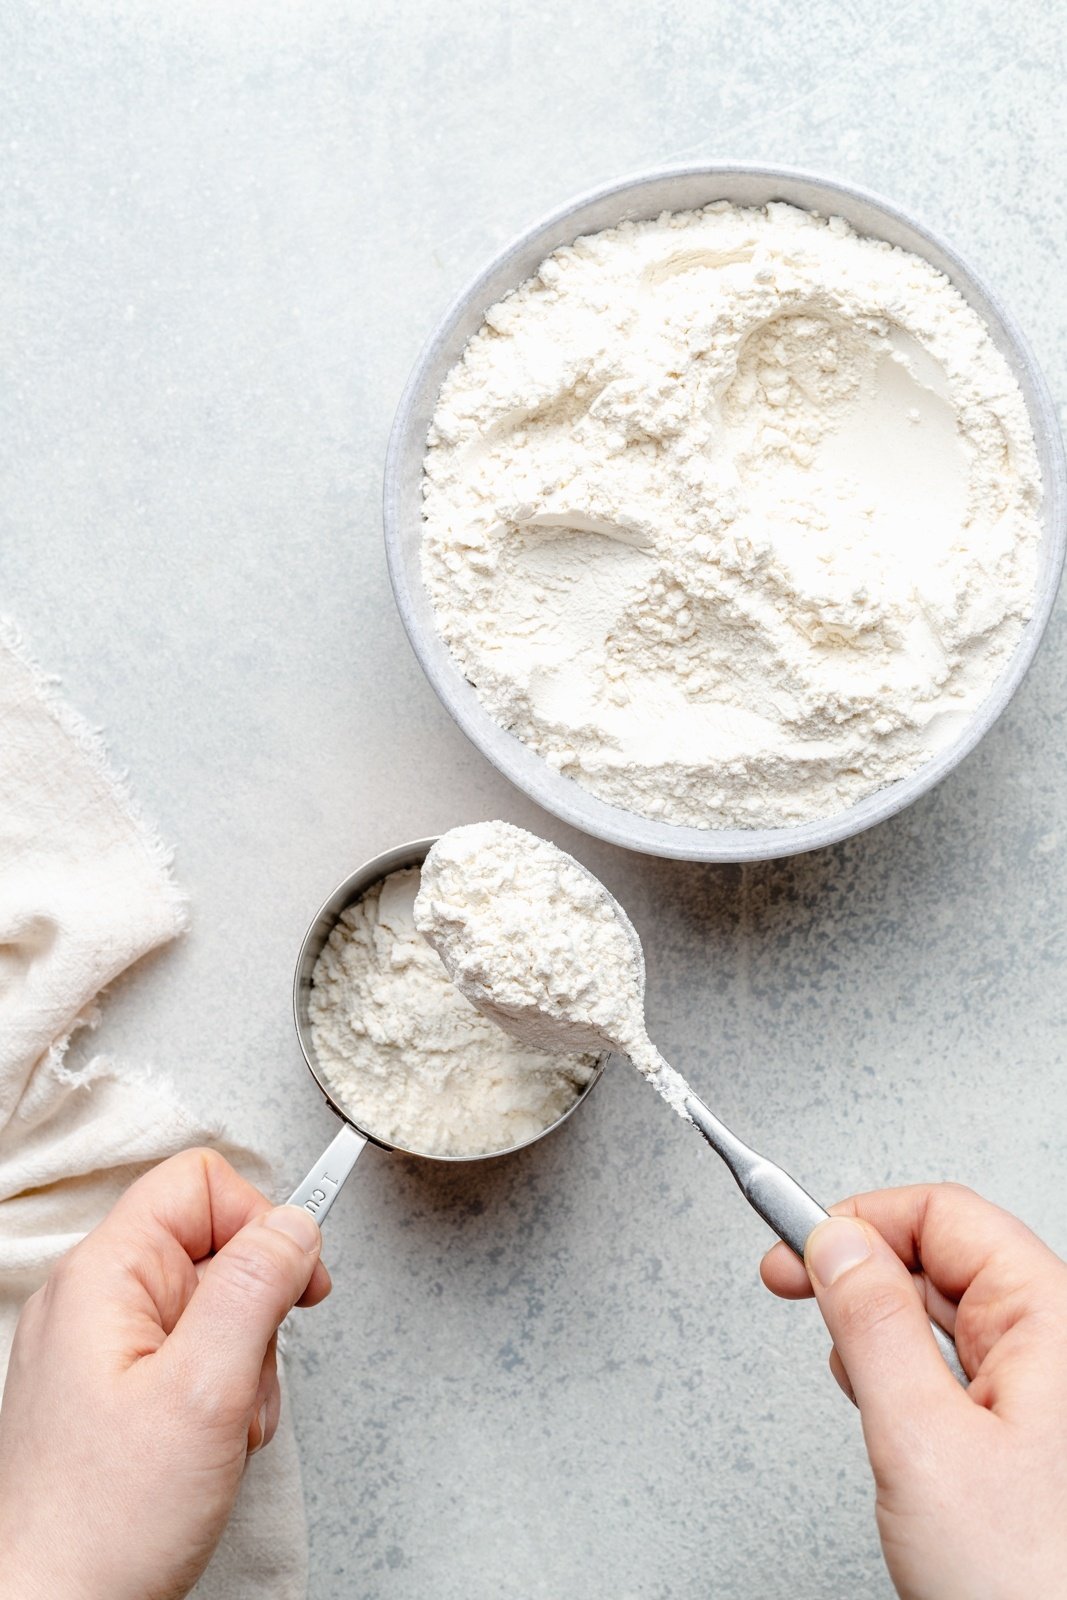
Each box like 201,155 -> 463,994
421,202 -> 1043,830
308,864 -> 596,1157
416,821 -> 693,1120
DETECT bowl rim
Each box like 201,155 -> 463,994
383,161 -> 1067,863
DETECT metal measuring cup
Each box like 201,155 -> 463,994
285,836 -> 606,1224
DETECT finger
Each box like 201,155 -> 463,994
804,1216 -> 968,1450
198,1254 -> 331,1305
760,1238 -> 813,1299
764,1185 -> 1056,1301
103,1148 -> 277,1261
762,1231 -> 959,1334
161,1206 -> 322,1412
818,1185 -> 1059,1302
813,1186 -> 1067,1379
250,1375 -> 282,1456
64,1150 -> 331,1364
248,1336 -> 278,1454
919,1277 -> 958,1339
828,1345 -> 855,1405
297,1258 -> 333,1307
63,1149 -> 282,1339
762,1183 -> 1066,1367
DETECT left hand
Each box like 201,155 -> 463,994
0,1147 -> 331,1600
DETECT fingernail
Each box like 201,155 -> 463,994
263,1205 -> 321,1252
249,1401 -> 269,1455
806,1217 -> 871,1288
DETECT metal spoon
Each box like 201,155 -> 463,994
424,842 -> 967,1387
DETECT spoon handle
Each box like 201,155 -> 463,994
684,1092 -> 967,1386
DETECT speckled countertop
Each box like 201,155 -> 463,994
3,3 -> 1065,1596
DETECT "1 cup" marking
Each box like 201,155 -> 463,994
301,1169 -> 339,1215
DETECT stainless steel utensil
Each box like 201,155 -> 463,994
283,836 -> 606,1223
682,1097 -> 966,1382
433,845 -> 967,1387
285,832 -> 966,1386
601,872 -> 969,1385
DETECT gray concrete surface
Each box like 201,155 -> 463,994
2,3 -> 1065,1596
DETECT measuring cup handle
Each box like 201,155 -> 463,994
286,1122 -> 366,1226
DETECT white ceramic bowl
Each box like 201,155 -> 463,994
383,164 -> 1066,863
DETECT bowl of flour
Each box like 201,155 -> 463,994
384,166 -> 1066,862
294,837 -> 604,1160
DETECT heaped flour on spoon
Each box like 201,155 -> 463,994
421,203 -> 1042,830
416,820 -> 693,1119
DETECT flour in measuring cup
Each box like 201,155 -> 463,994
308,865 -> 596,1157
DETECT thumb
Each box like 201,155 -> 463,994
164,1205 -> 322,1410
804,1216 -> 962,1445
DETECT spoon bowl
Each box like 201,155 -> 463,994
418,824 -> 969,1386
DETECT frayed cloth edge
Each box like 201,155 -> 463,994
0,616 -> 189,935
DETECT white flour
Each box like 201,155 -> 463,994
308,866 -> 596,1157
422,203 -> 1042,829
416,821 -> 692,1119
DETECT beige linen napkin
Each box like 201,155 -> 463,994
0,622 -> 307,1599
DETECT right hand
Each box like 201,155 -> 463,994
761,1183 -> 1067,1600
